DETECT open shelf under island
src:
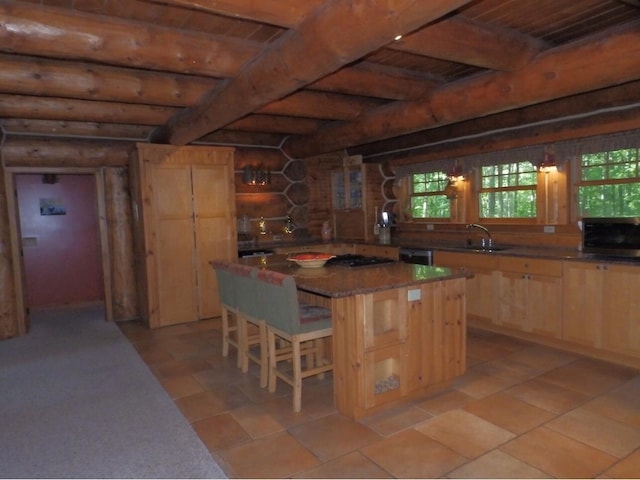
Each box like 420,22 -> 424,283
240,254 -> 468,419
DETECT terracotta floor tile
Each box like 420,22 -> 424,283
192,413 -> 251,451
415,409 -> 515,458
134,343 -> 175,364
231,402 -> 289,439
583,389 -> 640,428
289,413 -> 381,462
222,431 -> 319,478
447,449 -> 551,479
466,338 -> 515,362
292,451 -> 392,479
464,391 -> 556,434
538,358 -> 636,397
546,408 -> 640,458
604,449 -> 640,478
501,426 -> 617,478
361,429 -> 466,478
160,374 -> 205,399
471,357 -> 539,384
150,358 -> 213,379
174,390 -> 229,422
359,404 -> 432,437
504,344 -> 577,371
506,378 -> 590,414
417,389 -> 475,415
453,371 -> 520,398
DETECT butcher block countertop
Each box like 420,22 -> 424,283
240,254 -> 468,298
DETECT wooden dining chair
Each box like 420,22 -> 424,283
229,263 -> 269,388
255,269 -> 333,412
209,259 -> 241,368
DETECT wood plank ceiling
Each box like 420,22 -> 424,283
1,0 -> 640,161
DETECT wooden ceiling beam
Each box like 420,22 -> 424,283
0,3 -> 261,77
0,54 -> 217,107
143,0 -> 322,28
150,0 -> 474,145
392,16 -> 548,71
310,62 -> 442,100
227,115 -> 324,135
283,23 -> 640,158
1,119 -> 152,139
0,94 -> 176,125
259,91 -> 383,120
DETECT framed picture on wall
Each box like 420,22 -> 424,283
40,198 -> 66,216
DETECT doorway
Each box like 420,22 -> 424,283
15,173 -> 104,310
6,168 -> 113,335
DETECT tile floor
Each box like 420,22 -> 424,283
118,319 -> 640,478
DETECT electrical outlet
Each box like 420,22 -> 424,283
426,224 -> 434,231
407,289 -> 421,301
543,225 -> 555,233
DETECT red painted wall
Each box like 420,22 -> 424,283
16,174 -> 103,308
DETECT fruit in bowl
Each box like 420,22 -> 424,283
287,252 -> 335,268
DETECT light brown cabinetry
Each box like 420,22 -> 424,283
331,159 -> 384,242
434,251 -> 497,325
332,277 -> 466,419
132,144 -> 236,328
563,261 -> 640,355
496,257 -> 562,339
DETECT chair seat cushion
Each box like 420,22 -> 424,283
298,303 -> 332,332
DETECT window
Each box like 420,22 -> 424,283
578,148 -> 640,217
410,172 -> 450,218
479,161 -> 537,218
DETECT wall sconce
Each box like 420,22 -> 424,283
242,165 -> 271,185
538,152 -> 558,173
447,165 -> 465,183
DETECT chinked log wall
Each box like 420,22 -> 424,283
0,137 -> 309,339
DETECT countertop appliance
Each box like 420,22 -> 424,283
399,247 -> 434,265
325,254 -> 397,268
583,217 -> 640,258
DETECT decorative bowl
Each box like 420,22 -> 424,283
287,252 -> 335,268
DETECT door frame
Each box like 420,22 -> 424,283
5,167 -> 113,334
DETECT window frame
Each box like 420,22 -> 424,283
409,171 -> 453,221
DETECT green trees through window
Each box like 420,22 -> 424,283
578,149 -> 640,217
479,162 -> 537,218
410,172 -> 450,218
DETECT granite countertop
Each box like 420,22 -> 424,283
240,254 -> 468,298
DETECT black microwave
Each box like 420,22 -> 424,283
582,217 -> 640,257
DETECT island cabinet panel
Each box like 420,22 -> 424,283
132,144 -> 236,328
434,251 -> 497,325
496,257 -> 562,339
354,244 -> 399,260
332,277 -> 466,419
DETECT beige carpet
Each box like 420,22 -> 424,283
0,305 -> 226,479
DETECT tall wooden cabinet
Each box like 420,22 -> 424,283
131,144 -> 237,328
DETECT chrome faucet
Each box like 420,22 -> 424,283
466,223 -> 492,248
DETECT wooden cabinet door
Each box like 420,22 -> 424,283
192,161 -> 236,319
496,270 -> 528,331
527,273 -> 563,338
562,261 -> 603,348
602,264 -> 640,356
435,251 -> 497,325
150,163 -> 199,327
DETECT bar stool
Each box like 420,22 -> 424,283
210,260 -> 241,368
255,269 -> 333,412
230,263 -> 269,388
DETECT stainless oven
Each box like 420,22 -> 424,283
582,217 -> 640,258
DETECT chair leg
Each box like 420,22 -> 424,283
221,308 -> 230,358
267,329 -> 277,393
238,315 -> 249,371
259,321 -> 269,388
292,338 -> 302,413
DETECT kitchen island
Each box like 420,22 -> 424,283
242,254 -> 468,419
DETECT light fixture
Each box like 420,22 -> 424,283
447,165 -> 465,183
242,164 -> 271,185
538,152 -> 558,173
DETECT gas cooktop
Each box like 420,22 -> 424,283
324,254 -> 397,268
